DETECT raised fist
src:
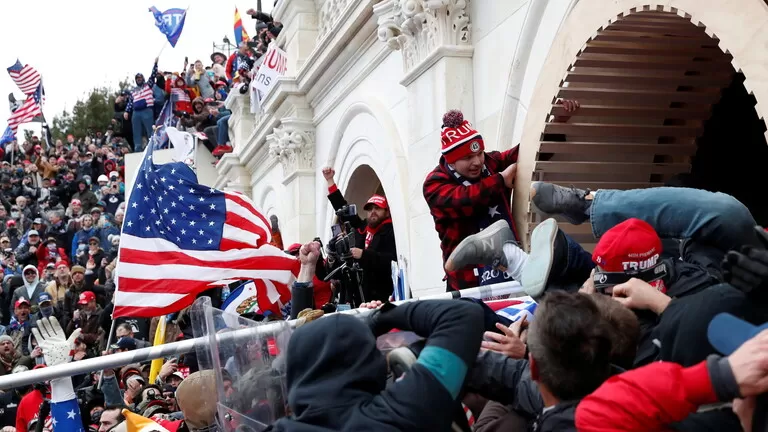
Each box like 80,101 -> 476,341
322,167 -> 335,181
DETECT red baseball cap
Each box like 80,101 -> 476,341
592,218 -> 662,273
14,297 -> 30,308
364,195 -> 388,211
78,291 -> 96,305
286,243 -> 302,255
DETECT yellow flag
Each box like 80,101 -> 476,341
123,409 -> 170,432
148,317 -> 167,383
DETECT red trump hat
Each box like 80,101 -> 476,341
364,195 -> 388,211
592,218 -> 662,273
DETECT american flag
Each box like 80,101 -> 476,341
7,60 -> 41,95
115,144 -> 299,318
7,82 -> 44,134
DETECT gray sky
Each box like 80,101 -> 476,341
0,0 -> 273,134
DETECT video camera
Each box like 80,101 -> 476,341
324,204 -> 367,307
328,205 -> 357,262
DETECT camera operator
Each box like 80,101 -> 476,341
322,167 -> 396,303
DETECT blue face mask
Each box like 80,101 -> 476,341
40,306 -> 53,318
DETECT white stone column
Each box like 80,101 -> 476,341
375,0 -> 475,294
272,0 -> 319,74
224,92 -> 256,154
267,118 -> 317,244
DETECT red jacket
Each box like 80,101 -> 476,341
422,147 -> 519,291
312,275 -> 332,307
165,78 -> 193,114
16,389 -> 47,432
35,246 -> 69,275
576,361 -> 717,431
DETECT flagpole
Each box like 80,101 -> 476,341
96,319 -> 118,389
0,281 -> 527,390
157,40 -> 170,58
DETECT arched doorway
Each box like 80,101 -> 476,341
524,9 -> 767,248
343,164 -> 385,212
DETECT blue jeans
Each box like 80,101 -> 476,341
556,188 -> 757,286
590,187 -> 758,252
217,115 -> 231,146
132,108 -> 154,151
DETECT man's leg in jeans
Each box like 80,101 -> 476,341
217,115 -> 231,146
131,114 -> 143,151
203,125 -> 218,148
532,183 -> 759,253
140,109 -> 154,148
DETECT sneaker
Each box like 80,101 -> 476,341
530,182 -> 591,225
212,145 -> 227,157
445,220 -> 517,272
521,218 -> 559,298
220,145 -> 233,154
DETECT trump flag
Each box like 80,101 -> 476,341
149,6 -> 188,47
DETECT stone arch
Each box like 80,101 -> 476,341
505,1 -> 768,247
324,99 -> 409,271
255,184 -> 281,222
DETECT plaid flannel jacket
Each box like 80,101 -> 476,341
423,146 -> 520,291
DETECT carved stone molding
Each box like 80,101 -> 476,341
267,120 -> 316,178
316,0 -> 354,41
374,0 -> 472,73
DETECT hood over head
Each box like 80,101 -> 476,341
192,97 -> 205,112
279,314 -> 386,430
22,265 -> 39,291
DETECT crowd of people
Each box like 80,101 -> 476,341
0,5 -> 287,431
111,7 -> 283,158
1,3 -> 767,431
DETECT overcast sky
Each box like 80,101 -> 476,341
0,0 -> 273,133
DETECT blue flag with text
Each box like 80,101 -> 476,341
149,6 -> 187,47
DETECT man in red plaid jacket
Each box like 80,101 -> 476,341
423,110 -> 520,291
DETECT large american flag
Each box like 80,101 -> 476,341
7,84 -> 44,134
7,60 -> 41,95
6,60 -> 45,134
115,145 -> 299,318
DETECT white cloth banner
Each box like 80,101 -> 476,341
253,43 -> 287,106
165,127 -> 195,163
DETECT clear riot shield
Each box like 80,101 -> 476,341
190,297 -> 293,432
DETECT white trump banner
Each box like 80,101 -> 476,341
253,43 -> 288,106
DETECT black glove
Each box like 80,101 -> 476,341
722,225 -> 768,297
365,302 -> 398,337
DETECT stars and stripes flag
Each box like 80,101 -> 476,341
7,60 -> 41,95
115,143 -> 299,318
487,296 -> 538,323
7,81 -> 45,135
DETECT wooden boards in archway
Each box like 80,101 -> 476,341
529,10 -> 735,246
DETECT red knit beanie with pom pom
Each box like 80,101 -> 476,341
440,110 -> 483,164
